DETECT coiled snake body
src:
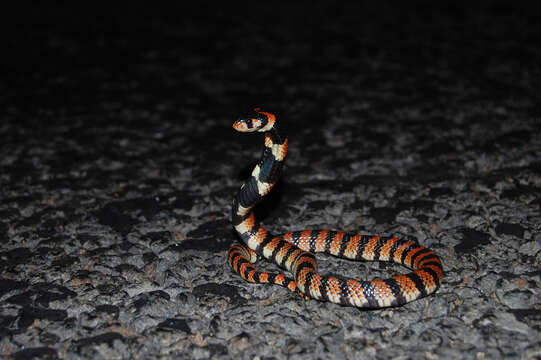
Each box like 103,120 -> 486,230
228,109 -> 443,308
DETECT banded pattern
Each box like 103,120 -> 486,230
227,109 -> 443,308
227,244 -> 309,299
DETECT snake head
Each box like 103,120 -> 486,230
233,108 -> 276,132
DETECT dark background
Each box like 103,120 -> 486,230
5,2 -> 538,124
1,2 -> 540,359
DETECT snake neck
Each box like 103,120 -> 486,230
232,126 -> 288,252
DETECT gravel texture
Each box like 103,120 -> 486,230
2,2 -> 540,359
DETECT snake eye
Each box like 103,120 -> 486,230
251,118 -> 262,128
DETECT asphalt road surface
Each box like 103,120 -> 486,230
1,2 -> 540,359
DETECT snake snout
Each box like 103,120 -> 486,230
233,118 -> 253,132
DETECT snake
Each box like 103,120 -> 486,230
227,109 -> 443,308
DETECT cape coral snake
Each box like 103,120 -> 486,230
228,109 -> 443,308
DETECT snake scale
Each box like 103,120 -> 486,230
228,109 -> 443,308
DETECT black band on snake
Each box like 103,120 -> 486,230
228,109 -> 443,308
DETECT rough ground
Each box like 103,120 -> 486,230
1,3 -> 540,359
